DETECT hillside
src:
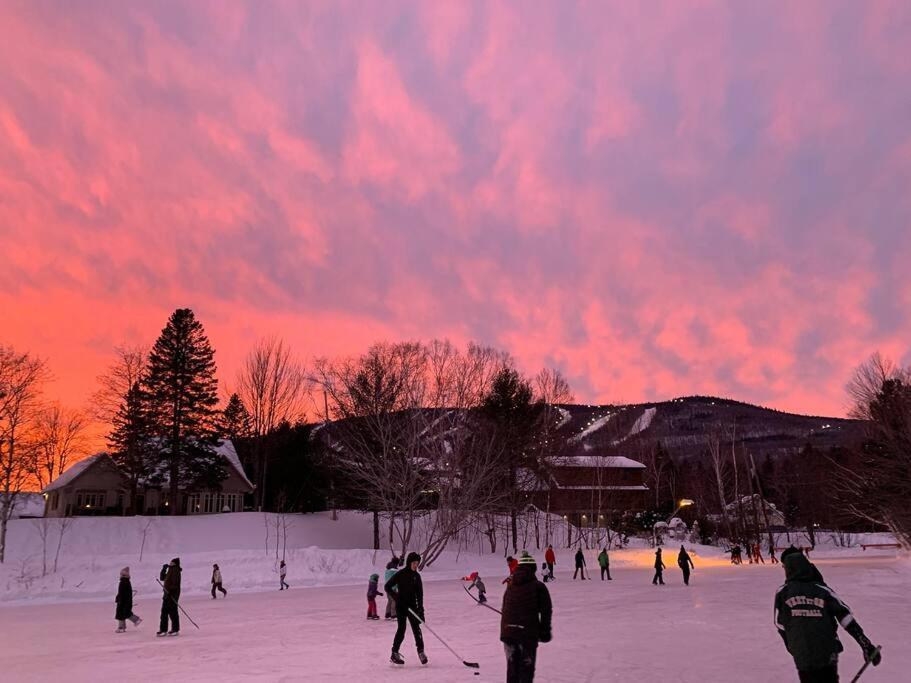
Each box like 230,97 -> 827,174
551,396 -> 866,462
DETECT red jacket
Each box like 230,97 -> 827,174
544,548 -> 556,565
509,558 -> 519,574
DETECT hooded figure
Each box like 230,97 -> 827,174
211,563 -> 227,599
573,549 -> 587,580
385,552 -> 426,666
774,550 -> 881,680
157,558 -> 181,636
501,552 -> 553,683
597,548 -> 612,581
367,573 -> 384,619
115,567 -> 141,632
677,546 -> 694,586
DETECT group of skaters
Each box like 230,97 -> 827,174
730,540 -> 781,565
113,557 -> 292,636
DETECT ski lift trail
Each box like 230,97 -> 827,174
568,412 -> 614,443
612,407 -> 657,445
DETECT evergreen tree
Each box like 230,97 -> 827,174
108,382 -> 154,514
219,393 -> 252,442
143,308 -> 223,515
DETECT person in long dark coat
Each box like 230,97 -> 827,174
677,546 -> 694,585
572,548 -> 587,580
157,557 -> 181,636
652,548 -> 666,585
115,566 -> 141,632
501,551 -> 553,683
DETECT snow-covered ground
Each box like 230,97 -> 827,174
1,514 -> 908,681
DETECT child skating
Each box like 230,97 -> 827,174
279,560 -> 289,590
367,573 -> 384,619
115,567 -> 141,633
463,571 -> 487,603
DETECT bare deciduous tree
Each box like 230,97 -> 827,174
1,346 -> 48,563
90,345 -> 147,423
237,337 -> 307,509
26,403 -> 91,490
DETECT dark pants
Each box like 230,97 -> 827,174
680,565 -> 690,585
798,665 -> 839,682
385,594 -> 397,618
159,596 -> 180,633
211,582 -> 227,598
392,610 -> 424,654
280,577 -> 289,590
546,562 -> 554,579
600,566 -> 611,580
504,640 -> 538,683
573,566 -> 586,579
478,591 -> 487,603
652,569 -> 664,585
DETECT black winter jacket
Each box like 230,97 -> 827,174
574,550 -> 585,568
115,577 -> 133,620
774,553 -> 867,671
161,562 -> 181,600
384,568 -> 423,615
500,565 -> 553,644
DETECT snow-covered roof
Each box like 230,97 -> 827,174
551,455 -> 646,469
42,453 -> 109,493
218,440 -> 254,490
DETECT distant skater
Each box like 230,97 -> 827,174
367,573 -> 384,620
211,563 -> 227,599
652,548 -> 665,585
464,571 -> 488,603
384,558 -> 399,619
677,546 -> 694,586
769,542 -> 779,565
279,560 -> 289,590
598,548 -> 612,580
573,548 -> 587,580
545,544 -> 556,580
157,558 -> 181,637
115,567 -> 141,633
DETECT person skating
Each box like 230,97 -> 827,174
597,548 -> 612,581
464,571 -> 488,604
211,563 -> 227,599
544,544 -> 556,580
384,558 -> 399,620
774,547 -> 881,682
652,548 -> 665,585
384,552 -> 427,666
157,557 -> 181,636
367,573 -> 384,620
501,551 -> 552,683
677,546 -> 694,586
115,566 -> 141,633
770,542 -> 779,565
573,548 -> 587,580
754,543 -> 765,564
541,562 -> 552,583
279,560 -> 289,590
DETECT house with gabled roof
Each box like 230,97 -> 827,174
41,440 -> 254,517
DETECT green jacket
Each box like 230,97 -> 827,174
597,551 -> 609,568
774,553 -> 866,671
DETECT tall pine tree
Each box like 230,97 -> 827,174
108,381 -> 154,514
143,309 -> 223,515
219,393 -> 252,442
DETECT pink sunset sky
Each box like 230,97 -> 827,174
2,1 -> 911,417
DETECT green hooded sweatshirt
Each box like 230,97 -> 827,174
774,552 -> 866,671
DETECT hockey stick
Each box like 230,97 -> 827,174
850,647 -> 882,683
463,585 -> 502,614
156,579 -> 200,630
408,608 -> 480,669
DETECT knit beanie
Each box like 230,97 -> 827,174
518,551 -> 536,566
120,566 -> 130,578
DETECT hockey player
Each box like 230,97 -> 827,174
115,567 -> 141,633
774,548 -> 881,681
384,558 -> 399,619
279,560 -> 289,590
367,573 -> 384,620
211,563 -> 227,599
597,548 -> 612,581
385,552 -> 427,666
677,546 -> 694,586
464,571 -> 488,603
157,558 -> 181,636
652,548 -> 665,585
501,552 -> 552,683
544,544 -> 556,580
573,548 -> 587,580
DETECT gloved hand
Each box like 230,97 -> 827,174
858,635 -> 881,666
539,628 -> 552,643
